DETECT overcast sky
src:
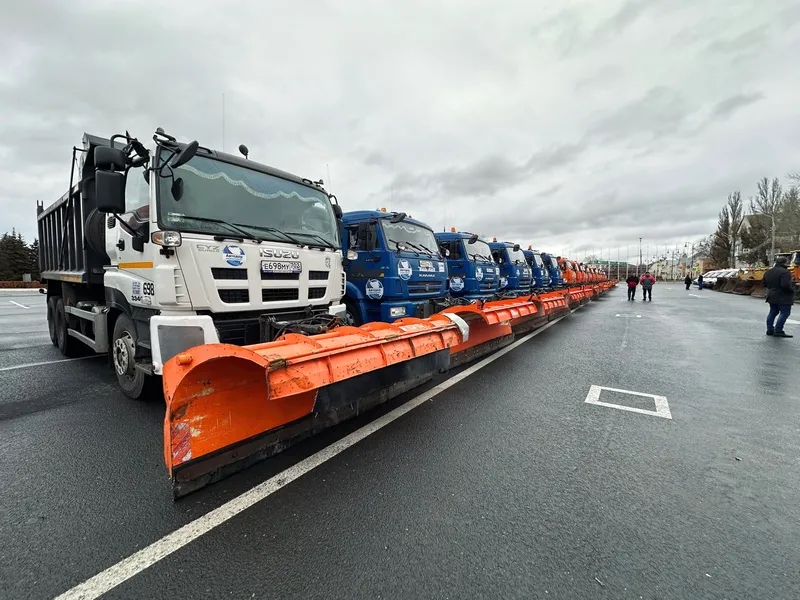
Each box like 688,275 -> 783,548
2,0 -> 799,261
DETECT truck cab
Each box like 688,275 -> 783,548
558,257 -> 578,286
522,247 -> 550,291
37,129 -> 346,399
340,210 -> 448,324
540,252 -> 563,287
489,240 -> 532,294
435,229 -> 499,300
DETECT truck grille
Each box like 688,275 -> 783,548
212,268 -> 247,280
408,282 -> 441,295
262,288 -> 299,302
480,282 -> 496,291
261,272 -> 300,280
219,289 -> 250,303
308,287 -> 326,299
309,270 -> 329,280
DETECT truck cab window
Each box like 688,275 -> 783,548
125,166 -> 150,223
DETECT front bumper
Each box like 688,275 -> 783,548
150,315 -> 220,375
379,298 -> 445,323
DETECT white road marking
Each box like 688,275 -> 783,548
0,356 -> 101,373
8,300 -> 30,309
688,294 -> 706,298
54,308 -> 581,600
584,385 -> 672,419
785,319 -> 800,325
615,314 -> 641,318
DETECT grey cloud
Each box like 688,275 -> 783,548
710,93 -> 765,121
383,144 -> 585,199
586,87 -> 691,144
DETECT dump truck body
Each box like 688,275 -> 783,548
435,230 -> 499,300
37,130 -> 346,398
340,210 -> 448,325
489,241 -> 532,293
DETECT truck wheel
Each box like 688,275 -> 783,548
47,297 -> 58,346
55,298 -> 81,357
111,313 -> 147,400
344,301 -> 362,326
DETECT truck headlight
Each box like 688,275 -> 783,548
389,306 -> 406,317
152,230 -> 182,247
346,249 -> 358,260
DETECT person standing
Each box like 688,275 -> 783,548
684,274 -> 692,290
764,256 -> 795,338
697,273 -> 704,289
625,274 -> 639,301
640,272 -> 655,301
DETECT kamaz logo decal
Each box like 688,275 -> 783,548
260,247 -> 300,259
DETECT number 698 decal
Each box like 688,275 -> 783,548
143,282 -> 155,296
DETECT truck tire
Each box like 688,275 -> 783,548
111,313 -> 148,400
47,297 -> 58,346
55,298 -> 81,357
344,300 -> 362,326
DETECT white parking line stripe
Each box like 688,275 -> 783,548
8,300 -> 30,309
0,356 -> 101,373
53,308 -> 582,600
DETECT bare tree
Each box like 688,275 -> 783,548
727,191 -> 743,266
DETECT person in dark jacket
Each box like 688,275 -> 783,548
640,272 -> 655,301
625,274 -> 639,301
684,274 -> 692,290
697,274 -> 704,289
764,256 -> 795,338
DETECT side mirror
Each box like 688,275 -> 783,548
389,212 -> 406,223
445,248 -> 450,257
513,243 -> 520,252
332,204 -> 343,219
467,234 -> 478,244
95,171 -> 126,214
95,146 -> 127,171
171,140 -> 199,168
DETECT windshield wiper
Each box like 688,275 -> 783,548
172,215 -> 263,242
388,239 -> 420,255
417,243 -> 438,257
234,223 -> 303,247
285,231 -> 338,250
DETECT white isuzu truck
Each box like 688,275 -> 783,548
37,128 -> 346,399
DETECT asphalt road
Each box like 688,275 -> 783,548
1,285 -> 799,600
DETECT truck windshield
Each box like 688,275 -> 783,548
533,253 -> 545,268
157,154 -> 338,247
507,248 -> 527,265
465,239 -> 493,263
381,221 -> 440,256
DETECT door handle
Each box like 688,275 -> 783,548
117,239 -> 125,251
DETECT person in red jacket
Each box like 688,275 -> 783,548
625,274 -> 639,301
640,272 -> 656,301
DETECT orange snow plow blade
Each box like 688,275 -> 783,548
163,315 -> 466,498
538,291 -> 570,320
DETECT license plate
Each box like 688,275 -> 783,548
419,260 -> 434,271
261,260 -> 302,274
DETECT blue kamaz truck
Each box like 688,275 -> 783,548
488,239 -> 532,294
435,229 -> 499,300
340,210 -> 448,324
540,252 -> 563,287
523,247 -> 550,291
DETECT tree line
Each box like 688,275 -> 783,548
707,174 -> 800,268
0,230 -> 40,281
